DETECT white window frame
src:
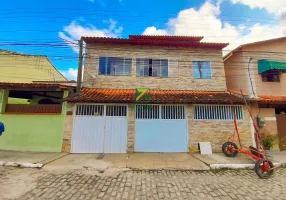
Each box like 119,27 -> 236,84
192,61 -> 212,79
193,104 -> 244,121
135,104 -> 186,120
75,104 -> 128,117
136,58 -> 169,77
98,56 -> 132,76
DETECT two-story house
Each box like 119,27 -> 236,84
63,35 -> 253,153
224,37 -> 286,150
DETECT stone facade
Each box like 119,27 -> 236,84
124,104 -> 252,153
187,105 -> 252,152
61,104 -> 75,153
127,104 -> 135,153
84,43 -> 227,91
63,42 -> 253,153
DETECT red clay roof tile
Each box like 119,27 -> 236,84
66,88 -> 244,104
0,82 -> 73,90
257,95 -> 286,104
82,35 -> 228,49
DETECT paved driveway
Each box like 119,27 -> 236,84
1,166 -> 285,200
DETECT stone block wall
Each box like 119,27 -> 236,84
83,43 -> 226,91
61,104 -> 75,152
127,104 -> 135,153
63,103 -> 253,153
124,104 -> 252,153
187,105 -> 252,152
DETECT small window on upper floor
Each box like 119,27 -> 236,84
136,58 -> 168,77
99,56 -> 132,76
192,61 -> 212,79
261,70 -> 280,82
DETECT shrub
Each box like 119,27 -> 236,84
262,135 -> 277,150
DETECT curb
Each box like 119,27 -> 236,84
0,161 -> 43,168
210,162 -> 281,170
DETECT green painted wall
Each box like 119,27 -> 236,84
0,89 -> 68,152
0,114 -> 65,152
0,89 -> 8,112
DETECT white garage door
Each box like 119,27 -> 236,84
71,104 -> 128,153
135,105 -> 188,152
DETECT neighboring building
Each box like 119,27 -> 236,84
0,49 -> 67,83
0,50 -> 73,152
0,82 -> 73,152
224,37 -> 286,150
63,35 -> 253,153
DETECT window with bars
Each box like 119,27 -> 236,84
75,105 -> 127,117
135,105 -> 185,119
99,56 -> 132,76
194,105 -> 244,120
136,58 -> 168,77
106,105 -> 127,116
76,105 -> 104,116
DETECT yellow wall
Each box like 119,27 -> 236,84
0,50 -> 67,83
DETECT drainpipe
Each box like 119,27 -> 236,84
76,38 -> 83,93
247,57 -> 257,98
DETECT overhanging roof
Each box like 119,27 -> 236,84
258,59 -> 286,74
82,35 -> 229,49
0,82 -> 73,91
65,88 -> 244,104
223,37 -> 286,61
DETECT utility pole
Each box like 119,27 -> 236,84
77,38 -> 83,93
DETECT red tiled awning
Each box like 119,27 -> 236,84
258,95 -> 286,104
228,90 -> 286,104
65,88 -> 244,104
0,82 -> 73,91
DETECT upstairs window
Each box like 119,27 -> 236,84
136,58 -> 168,77
99,56 -> 132,76
261,70 -> 280,82
192,61 -> 212,79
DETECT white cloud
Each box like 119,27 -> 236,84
142,1 -> 285,52
59,19 -> 123,52
60,68 -> 78,80
231,0 -> 286,16
143,26 -> 169,35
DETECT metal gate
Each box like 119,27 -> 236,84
276,114 -> 286,151
71,104 -> 128,153
135,104 -> 188,152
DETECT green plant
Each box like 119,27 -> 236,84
262,135 -> 277,150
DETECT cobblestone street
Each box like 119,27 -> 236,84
1,167 -> 284,200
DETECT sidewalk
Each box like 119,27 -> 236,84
43,153 -> 210,171
0,150 -> 68,168
1,150 -> 285,170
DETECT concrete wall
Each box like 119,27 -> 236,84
84,43 -> 226,91
0,90 -> 67,152
225,39 -> 286,96
0,114 -> 65,152
251,105 -> 279,149
0,50 -> 67,83
224,52 -> 250,95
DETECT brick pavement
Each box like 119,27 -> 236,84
17,168 -> 286,200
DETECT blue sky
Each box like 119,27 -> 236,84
1,0 -> 285,80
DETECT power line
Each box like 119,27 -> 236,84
0,7 -> 281,22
